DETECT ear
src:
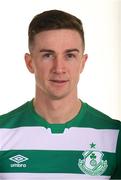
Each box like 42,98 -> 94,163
24,53 -> 34,73
80,54 -> 88,73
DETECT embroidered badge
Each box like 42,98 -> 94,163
78,143 -> 108,176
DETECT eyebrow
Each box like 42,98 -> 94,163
39,49 -> 54,53
65,49 -> 80,53
39,48 -> 80,53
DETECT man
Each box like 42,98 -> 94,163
0,10 -> 121,179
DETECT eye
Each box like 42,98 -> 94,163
42,53 -> 54,60
65,53 -> 76,60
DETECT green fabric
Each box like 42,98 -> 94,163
0,150 -> 116,175
0,100 -> 121,178
0,100 -> 120,131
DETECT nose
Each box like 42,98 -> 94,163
52,56 -> 66,74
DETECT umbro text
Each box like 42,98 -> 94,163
10,163 -> 26,168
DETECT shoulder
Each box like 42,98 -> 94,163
0,101 -> 30,127
0,101 -> 29,118
83,102 -> 121,129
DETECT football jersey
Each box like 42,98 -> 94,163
0,100 -> 121,180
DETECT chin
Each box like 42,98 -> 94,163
48,92 -> 70,100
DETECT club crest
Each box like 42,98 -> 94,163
78,144 -> 108,176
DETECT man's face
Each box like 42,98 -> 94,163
25,29 -> 87,100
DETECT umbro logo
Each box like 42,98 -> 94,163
9,154 -> 28,163
9,154 -> 29,168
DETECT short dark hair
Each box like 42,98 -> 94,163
28,9 -> 85,51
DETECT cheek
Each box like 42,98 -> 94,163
69,66 -> 81,82
70,64 -> 81,75
33,61 -> 44,74
34,64 -> 49,81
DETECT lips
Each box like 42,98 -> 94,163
50,80 -> 68,83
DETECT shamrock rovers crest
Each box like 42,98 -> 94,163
78,143 -> 108,176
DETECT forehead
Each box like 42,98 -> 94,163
33,29 -> 83,50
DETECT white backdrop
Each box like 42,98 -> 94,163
0,0 -> 120,120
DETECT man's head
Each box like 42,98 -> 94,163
28,9 -> 85,52
25,10 -> 87,100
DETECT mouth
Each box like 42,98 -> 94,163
49,79 -> 69,86
50,80 -> 69,83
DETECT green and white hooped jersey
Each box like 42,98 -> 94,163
0,100 -> 121,180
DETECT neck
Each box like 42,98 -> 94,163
33,91 -> 82,124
